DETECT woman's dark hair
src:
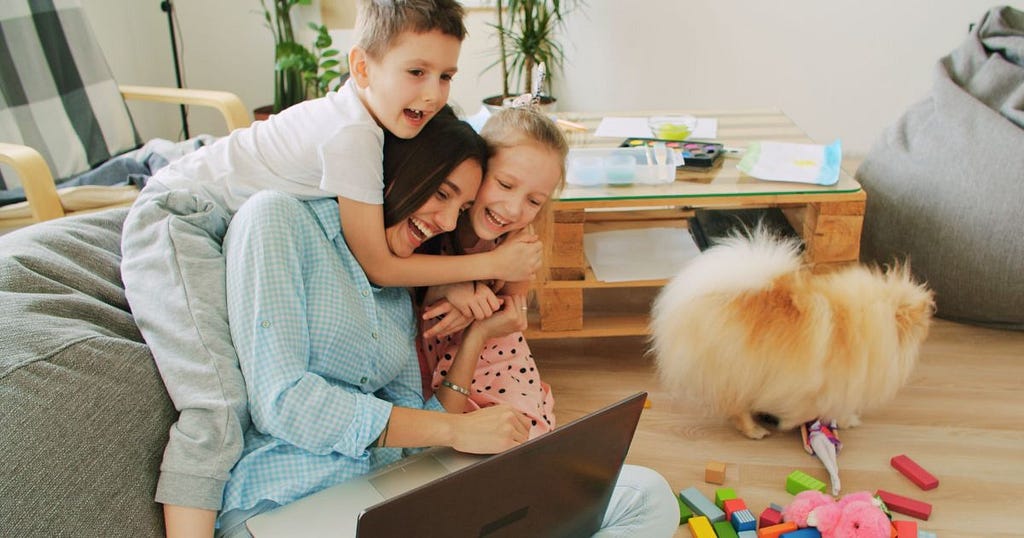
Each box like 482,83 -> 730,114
382,106 -> 488,228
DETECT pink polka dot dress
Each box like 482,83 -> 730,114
416,236 -> 555,438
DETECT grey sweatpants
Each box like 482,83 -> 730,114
121,180 -> 248,510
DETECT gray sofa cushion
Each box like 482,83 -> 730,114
856,6 -> 1024,331
0,208 -> 172,536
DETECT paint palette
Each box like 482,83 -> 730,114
620,138 -> 724,169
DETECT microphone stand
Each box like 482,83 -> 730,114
160,0 -> 189,139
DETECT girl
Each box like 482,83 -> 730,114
417,106 -> 568,438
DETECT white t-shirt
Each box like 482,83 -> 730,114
152,78 -> 383,213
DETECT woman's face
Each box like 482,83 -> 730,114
468,142 -> 562,241
385,158 -> 483,258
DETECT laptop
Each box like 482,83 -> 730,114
246,392 -> 648,538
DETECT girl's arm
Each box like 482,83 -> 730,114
338,198 -> 542,286
434,295 -> 529,412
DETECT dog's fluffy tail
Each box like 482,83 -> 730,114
649,227 -> 803,401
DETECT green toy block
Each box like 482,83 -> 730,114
714,487 -> 737,508
785,470 -> 827,495
677,493 -> 694,524
713,520 -> 739,538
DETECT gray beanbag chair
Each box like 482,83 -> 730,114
0,209 -> 173,536
857,6 -> 1024,330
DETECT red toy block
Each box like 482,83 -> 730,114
758,506 -> 783,528
723,498 -> 748,521
876,489 -> 932,520
891,454 -> 939,490
893,520 -> 918,537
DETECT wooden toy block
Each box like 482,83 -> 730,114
715,487 -> 737,508
780,528 -> 822,537
786,470 -> 827,495
679,486 -> 726,523
730,508 -> 757,532
738,532 -> 758,538
705,461 -> 727,484
688,515 -> 716,538
890,454 -> 939,490
876,489 -> 932,520
892,520 -> 918,536
714,520 -> 740,538
643,396 -> 652,408
757,521 -> 798,538
723,498 -> 748,521
758,506 -> 783,528
677,494 -> 695,524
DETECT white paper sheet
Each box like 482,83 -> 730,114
583,227 -> 702,282
593,117 -> 718,140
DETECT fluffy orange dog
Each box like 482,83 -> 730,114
649,229 -> 934,439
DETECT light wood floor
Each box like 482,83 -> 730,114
530,306 -> 1024,537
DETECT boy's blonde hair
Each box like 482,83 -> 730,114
355,0 -> 467,59
480,107 -> 569,197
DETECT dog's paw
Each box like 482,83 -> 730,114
836,414 -> 861,429
731,413 -> 771,439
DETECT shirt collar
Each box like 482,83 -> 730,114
306,198 -> 343,242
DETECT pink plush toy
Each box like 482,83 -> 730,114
783,490 -> 891,538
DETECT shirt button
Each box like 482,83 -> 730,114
360,376 -> 368,384
261,320 -> 271,328
361,289 -> 369,297
371,332 -> 378,340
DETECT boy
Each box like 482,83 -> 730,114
120,1 -> 541,535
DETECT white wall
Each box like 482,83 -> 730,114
83,0 -> 1020,156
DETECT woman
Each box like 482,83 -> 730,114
217,114 -> 679,537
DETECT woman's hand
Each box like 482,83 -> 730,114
423,281 -> 502,321
421,301 -> 474,340
451,404 -> 531,454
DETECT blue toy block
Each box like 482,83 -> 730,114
917,531 -> 937,538
730,508 -> 756,532
780,528 -> 822,537
678,486 -> 726,523
738,531 -> 757,538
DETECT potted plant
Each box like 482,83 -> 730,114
255,0 -> 348,120
482,0 -> 583,111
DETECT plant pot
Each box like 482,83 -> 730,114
482,94 -> 557,115
253,105 -> 274,122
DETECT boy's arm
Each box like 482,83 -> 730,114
338,198 -> 543,287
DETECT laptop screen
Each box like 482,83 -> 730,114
355,392 -> 648,538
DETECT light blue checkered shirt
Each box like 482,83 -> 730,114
220,191 -> 443,518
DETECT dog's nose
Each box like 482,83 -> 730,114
754,413 -> 780,428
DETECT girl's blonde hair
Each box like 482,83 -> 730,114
479,107 -> 569,197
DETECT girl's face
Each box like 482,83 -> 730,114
468,142 -> 562,241
386,158 -> 482,258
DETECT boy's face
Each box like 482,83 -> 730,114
468,142 -> 562,241
386,158 -> 482,258
352,29 -> 461,139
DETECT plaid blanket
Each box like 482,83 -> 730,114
0,0 -> 141,190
